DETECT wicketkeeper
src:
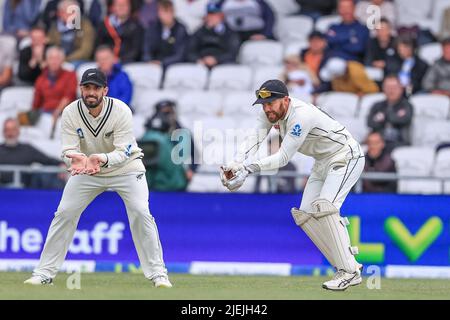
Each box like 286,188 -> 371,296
220,79 -> 365,291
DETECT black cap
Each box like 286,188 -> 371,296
308,30 -> 325,40
253,79 -> 289,105
206,1 -> 222,13
80,68 -> 107,87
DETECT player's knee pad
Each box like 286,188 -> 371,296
310,199 -> 359,272
291,207 -> 336,268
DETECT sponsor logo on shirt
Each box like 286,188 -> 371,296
124,144 -> 132,157
77,128 -> 84,139
290,124 -> 302,137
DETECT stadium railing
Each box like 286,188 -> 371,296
1,164 -> 449,194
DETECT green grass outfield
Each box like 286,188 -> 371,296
1,272 -> 450,300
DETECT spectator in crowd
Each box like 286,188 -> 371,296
295,0 -> 336,21
281,55 -> 318,96
220,0 -> 275,42
0,118 -> 66,189
137,0 -> 158,28
97,0 -> 144,63
325,0 -> 369,63
39,0 -> 103,30
18,25 -> 49,84
142,0 -> 188,69
362,131 -> 397,193
367,75 -> 413,150
47,0 -> 95,67
319,57 -> 379,95
385,35 -> 428,95
95,45 -> 133,106
186,2 -> 241,68
255,136 -> 298,193
32,46 -> 77,122
145,99 -> 198,178
355,0 -> 396,31
173,0 -> 208,34
0,34 -> 16,91
301,30 -> 327,79
2,0 -> 41,39
140,112 -> 189,191
364,17 -> 396,70
422,37 -> 450,97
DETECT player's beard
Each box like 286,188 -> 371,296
265,110 -> 283,123
82,95 -> 103,109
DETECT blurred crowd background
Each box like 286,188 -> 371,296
0,0 -> 450,195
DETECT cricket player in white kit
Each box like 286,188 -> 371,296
24,68 -> 172,288
220,80 -> 365,291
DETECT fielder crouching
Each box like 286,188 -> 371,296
220,79 -> 364,291
24,68 -> 172,288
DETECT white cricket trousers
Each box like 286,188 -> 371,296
33,171 -> 168,280
300,140 -> 365,212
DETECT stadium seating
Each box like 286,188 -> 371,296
123,63 -> 163,107
133,89 -> 179,118
208,64 -> 253,91
364,67 -> 384,82
316,92 -> 359,118
418,43 -> 443,66
411,119 -> 450,148
391,146 -> 442,194
0,86 -> 34,113
177,91 -> 223,118
410,94 -> 450,120
238,40 -> 284,68
283,41 -> 309,58
276,16 -> 314,44
251,66 -> 284,90
222,91 -> 258,117
358,93 -> 386,120
265,0 -> 299,17
315,15 -> 341,33
164,63 -> 209,91
433,148 -> 450,194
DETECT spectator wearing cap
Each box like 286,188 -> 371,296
32,46 -> 77,121
295,0 -> 336,22
319,57 -> 379,95
219,0 -> 275,42
384,34 -> 428,95
186,1 -> 241,68
367,75 -> 413,150
362,131 -> 397,193
2,0 -> 41,39
301,31 -> 327,79
355,0 -> 396,31
18,25 -> 50,85
0,35 -> 16,92
142,0 -> 188,69
97,0 -> 144,63
422,38 -> 450,97
364,17 -> 396,70
325,0 -> 369,63
95,45 -> 133,106
47,0 -> 95,68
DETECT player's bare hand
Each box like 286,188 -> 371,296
85,154 -> 105,175
67,154 -> 88,175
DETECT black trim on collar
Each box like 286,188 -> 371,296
77,98 -> 113,137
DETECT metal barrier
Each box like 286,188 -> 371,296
0,164 -> 449,193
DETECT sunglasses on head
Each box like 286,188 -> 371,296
255,89 -> 286,99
